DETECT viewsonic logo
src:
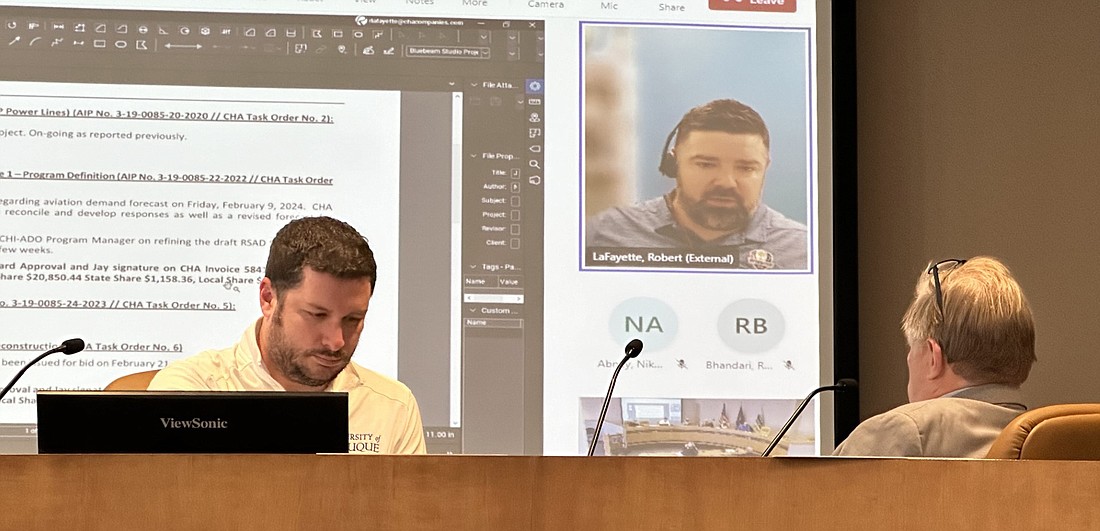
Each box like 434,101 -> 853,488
160,417 -> 230,429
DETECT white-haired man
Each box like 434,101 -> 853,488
834,256 -> 1035,457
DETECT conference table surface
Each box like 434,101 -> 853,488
3,454 -> 1098,530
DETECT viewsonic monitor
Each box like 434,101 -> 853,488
36,390 -> 348,454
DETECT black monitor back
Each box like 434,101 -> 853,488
37,391 -> 348,454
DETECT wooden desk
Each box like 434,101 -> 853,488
2,455 -> 1097,530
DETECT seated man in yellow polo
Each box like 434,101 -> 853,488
150,216 -> 426,454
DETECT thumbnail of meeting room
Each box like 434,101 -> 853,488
2,0 -> 1100,529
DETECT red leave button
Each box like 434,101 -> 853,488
709,0 -> 797,13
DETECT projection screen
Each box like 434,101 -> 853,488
0,0 -> 845,455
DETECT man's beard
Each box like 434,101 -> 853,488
678,188 -> 754,233
267,309 -> 350,388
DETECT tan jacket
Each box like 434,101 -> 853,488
832,384 -> 1026,458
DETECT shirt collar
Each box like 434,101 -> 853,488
945,383 -> 1027,411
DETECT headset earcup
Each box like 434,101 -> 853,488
659,150 -> 677,178
658,126 -> 680,179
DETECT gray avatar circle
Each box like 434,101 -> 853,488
608,297 -> 678,352
717,299 -> 785,354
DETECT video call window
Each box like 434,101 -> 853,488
581,24 -> 813,273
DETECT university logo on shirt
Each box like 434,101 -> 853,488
349,432 -> 382,453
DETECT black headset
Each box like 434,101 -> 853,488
657,122 -> 683,179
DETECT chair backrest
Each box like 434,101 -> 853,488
985,403 -> 1100,460
104,370 -> 160,391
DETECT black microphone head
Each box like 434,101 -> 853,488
60,338 -> 85,355
835,378 -> 858,389
624,339 -> 643,359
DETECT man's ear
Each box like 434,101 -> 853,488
927,338 -> 948,380
259,278 -> 277,318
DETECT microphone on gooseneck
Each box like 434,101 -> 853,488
0,339 -> 86,405
760,378 -> 858,457
587,338 -> 644,457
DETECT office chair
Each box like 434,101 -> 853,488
985,403 -> 1100,460
104,370 -> 160,391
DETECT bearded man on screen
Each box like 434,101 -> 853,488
585,98 -> 808,270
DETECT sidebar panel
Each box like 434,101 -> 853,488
461,71 -> 544,454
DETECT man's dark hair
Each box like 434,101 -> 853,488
658,98 -> 771,178
264,216 -> 377,294
675,98 -> 770,150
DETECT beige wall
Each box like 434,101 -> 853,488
857,2 -> 1100,418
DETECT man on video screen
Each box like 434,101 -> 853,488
585,98 -> 807,270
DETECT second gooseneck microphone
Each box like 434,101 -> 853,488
760,378 -> 858,457
587,338 -> 643,457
